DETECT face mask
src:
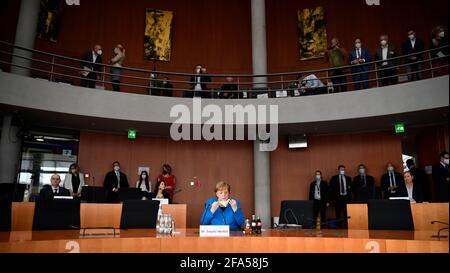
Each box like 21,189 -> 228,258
359,168 -> 366,175
439,32 -> 445,38
96,49 -> 103,56
387,167 -> 394,172
196,69 -> 201,74
114,166 -> 120,171
380,40 -> 387,46
408,34 -> 415,40
71,169 -> 76,174
315,175 -> 321,181
114,48 -> 120,54
339,170 -> 345,175
355,43 -> 361,48
162,170 -> 168,175
141,175 -> 147,179
444,159 -> 450,165
219,200 -> 229,207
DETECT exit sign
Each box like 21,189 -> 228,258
128,130 -> 137,139
395,123 -> 405,134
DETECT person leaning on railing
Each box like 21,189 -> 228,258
110,44 -> 125,92
80,44 -> 103,89
430,26 -> 449,77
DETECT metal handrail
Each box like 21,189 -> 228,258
0,40 -> 448,95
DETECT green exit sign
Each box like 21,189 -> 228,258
395,123 -> 405,134
128,130 -> 137,139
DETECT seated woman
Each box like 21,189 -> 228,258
403,171 -> 424,203
200,181 -> 244,231
154,180 -> 171,203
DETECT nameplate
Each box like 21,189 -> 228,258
389,197 -> 409,201
199,225 -> 230,237
53,196 -> 74,200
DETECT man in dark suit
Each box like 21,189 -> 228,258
432,151 -> 449,202
309,170 -> 329,229
381,162 -> 406,199
402,28 -> 425,81
80,44 -> 103,88
328,165 -> 352,229
406,159 -> 430,202
39,174 -> 70,200
186,64 -> 211,98
349,38 -> 372,90
353,164 -> 376,202
375,35 -> 399,86
104,161 -> 129,203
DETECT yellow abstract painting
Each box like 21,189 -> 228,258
298,7 -> 328,60
144,9 -> 173,62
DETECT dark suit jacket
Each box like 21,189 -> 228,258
104,171 -> 129,192
402,39 -> 425,63
380,172 -> 406,199
309,180 -> 328,204
190,74 -> 211,91
80,51 -> 103,78
375,46 -> 398,68
38,186 -> 70,200
352,175 -> 376,202
432,163 -> 449,201
409,166 -> 429,201
349,48 -> 372,72
328,175 -> 353,203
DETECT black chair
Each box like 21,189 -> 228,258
80,186 -> 107,203
120,200 -> 160,229
33,199 -> 80,230
279,200 -> 315,229
118,188 -> 142,201
0,199 -> 11,231
367,200 -> 414,230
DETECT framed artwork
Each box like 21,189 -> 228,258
297,7 -> 328,60
144,9 -> 174,62
36,0 -> 63,42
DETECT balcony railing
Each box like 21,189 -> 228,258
0,40 -> 448,98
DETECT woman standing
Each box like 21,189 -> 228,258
156,164 -> 176,202
62,163 -> 85,198
110,44 -> 125,91
136,170 -> 152,200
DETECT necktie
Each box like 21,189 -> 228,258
357,49 -> 360,59
315,183 -> 321,200
54,189 -> 58,194
362,175 -> 366,187
116,171 -> 120,186
340,175 -> 346,195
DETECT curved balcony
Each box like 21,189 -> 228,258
0,41 -> 448,136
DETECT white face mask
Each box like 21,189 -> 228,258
315,175 -> 321,181
114,48 -> 120,54
359,168 -> 366,175
114,166 -> 120,171
355,43 -> 362,49
196,69 -> 201,74
439,32 -> 445,38
408,34 -> 415,40
380,40 -> 387,46
444,159 -> 450,165
339,170 -> 345,175
96,49 -> 103,56
219,200 -> 229,207
387,166 -> 394,172
141,175 -> 147,179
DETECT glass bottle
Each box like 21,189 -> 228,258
256,216 -> 262,234
251,215 -> 256,234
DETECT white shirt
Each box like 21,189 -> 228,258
410,39 -> 416,49
382,47 -> 389,60
314,181 -> 321,200
303,74 -> 325,89
194,75 -> 202,91
339,175 -> 347,196
406,183 -> 414,202
92,51 -> 98,63
136,180 -> 152,193
51,186 -> 60,194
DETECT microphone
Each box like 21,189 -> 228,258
431,221 -> 449,226
200,202 -> 211,225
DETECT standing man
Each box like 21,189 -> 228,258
432,152 -> 449,202
187,64 -> 211,98
329,165 -> 353,229
381,163 -> 405,199
39,174 -> 70,200
353,164 -> 376,202
375,35 -> 399,86
104,161 -> 129,203
349,38 -> 372,90
80,44 -> 103,88
325,38 -> 348,92
402,28 -> 425,81
309,170 -> 329,229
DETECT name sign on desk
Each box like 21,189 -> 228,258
199,225 -> 230,237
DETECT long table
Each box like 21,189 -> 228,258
11,202 -> 187,230
0,229 -> 447,253
347,203 -> 449,230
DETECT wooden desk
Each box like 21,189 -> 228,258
347,202 -> 449,230
11,202 -> 187,230
0,229 -> 447,253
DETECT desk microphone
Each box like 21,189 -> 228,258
200,203 -> 211,225
431,221 -> 449,226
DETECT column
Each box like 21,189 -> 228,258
251,0 -> 271,228
0,115 -> 22,184
10,0 -> 41,76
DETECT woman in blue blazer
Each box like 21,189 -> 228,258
200,181 -> 244,231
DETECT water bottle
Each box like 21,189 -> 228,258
156,214 -> 161,233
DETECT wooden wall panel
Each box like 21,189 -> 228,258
270,133 -> 403,218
